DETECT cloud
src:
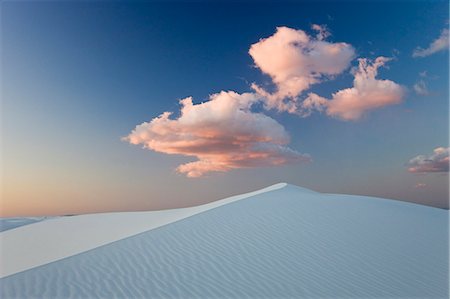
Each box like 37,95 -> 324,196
407,147 -> 449,173
249,26 -> 355,112
299,92 -> 329,117
413,79 -> 429,96
301,57 -> 405,121
311,24 -> 331,41
412,28 -> 449,58
414,183 -> 427,189
124,91 -> 310,177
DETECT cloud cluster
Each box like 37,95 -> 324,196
300,57 -> 405,120
412,28 -> 449,58
249,26 -> 355,112
125,25 -> 409,177
407,147 -> 449,173
124,91 -> 310,177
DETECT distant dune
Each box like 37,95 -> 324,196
0,217 -> 50,232
1,183 -> 448,298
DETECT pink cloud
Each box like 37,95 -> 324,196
124,91 -> 310,177
126,26 -> 408,177
248,26 -> 355,112
299,92 -> 329,117
311,24 -> 331,41
301,57 -> 405,121
407,147 -> 449,174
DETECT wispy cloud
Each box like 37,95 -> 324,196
300,57 -> 405,121
413,80 -> 429,96
124,91 -> 310,177
311,24 -> 331,41
413,71 -> 432,96
249,26 -> 355,112
412,28 -> 449,58
407,147 -> 449,173
414,183 -> 427,189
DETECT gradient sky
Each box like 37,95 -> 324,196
2,0 -> 449,217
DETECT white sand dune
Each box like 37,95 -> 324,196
0,183 -> 448,298
0,183 -> 286,278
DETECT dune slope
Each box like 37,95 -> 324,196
0,183 -> 286,278
1,184 -> 448,298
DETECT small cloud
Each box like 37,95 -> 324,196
407,147 -> 449,173
311,24 -> 331,41
414,183 -> 427,189
412,28 -> 449,58
124,91 -> 310,178
301,57 -> 405,121
413,79 -> 429,96
419,70 -> 428,78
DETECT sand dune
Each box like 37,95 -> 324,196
0,183 -> 286,278
1,183 -> 448,298
0,217 -> 51,232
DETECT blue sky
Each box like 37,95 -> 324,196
2,1 -> 449,216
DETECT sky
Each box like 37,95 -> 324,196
1,0 -> 449,217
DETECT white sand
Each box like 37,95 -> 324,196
1,183 -> 447,298
0,183 -> 286,278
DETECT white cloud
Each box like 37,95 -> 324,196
249,26 -> 355,112
124,91 -> 310,177
301,57 -> 405,121
413,79 -> 429,96
413,28 -> 449,58
414,183 -> 427,189
407,147 -> 449,173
